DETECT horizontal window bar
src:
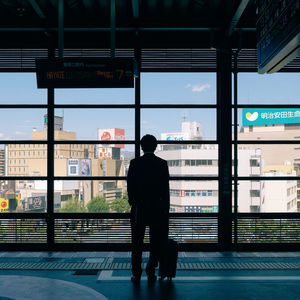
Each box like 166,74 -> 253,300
234,104 -> 300,108
0,105 -> 48,109
53,176 -> 219,180
0,140 -> 48,144
157,140 -> 217,144
0,176 -> 48,180
54,104 -> 135,109
235,141 -> 300,144
54,140 -> 135,144
0,212 -> 218,219
169,177 -> 219,180
237,176 -> 300,180
54,212 -> 218,218
54,176 -> 127,180
0,213 -> 47,219
3,140 -> 219,145
141,104 -> 217,108
236,213 -> 300,218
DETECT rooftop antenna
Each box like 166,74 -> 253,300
181,110 -> 188,122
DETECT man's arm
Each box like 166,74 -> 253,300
127,159 -> 136,206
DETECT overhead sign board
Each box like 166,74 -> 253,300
242,108 -> 300,126
257,0 -> 300,73
36,58 -> 134,88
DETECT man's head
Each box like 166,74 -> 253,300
141,134 -> 157,153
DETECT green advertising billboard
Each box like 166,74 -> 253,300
242,108 -> 300,126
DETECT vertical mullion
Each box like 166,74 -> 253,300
134,34 -> 141,158
233,52 -> 238,246
217,47 -> 232,251
47,48 -> 55,249
58,0 -> 64,59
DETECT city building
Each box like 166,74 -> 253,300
0,148 -> 5,176
5,116 -> 127,210
239,108 -> 300,210
158,121 -> 295,213
262,165 -> 297,213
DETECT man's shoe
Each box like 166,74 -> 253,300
147,274 -> 157,283
131,275 -> 141,284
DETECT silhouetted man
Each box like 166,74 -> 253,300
127,134 -> 170,283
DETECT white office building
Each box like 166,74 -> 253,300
157,121 -> 297,213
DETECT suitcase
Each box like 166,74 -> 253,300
159,239 -> 178,281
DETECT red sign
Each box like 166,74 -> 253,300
179,190 -> 185,197
1,201 -> 7,208
101,131 -> 112,141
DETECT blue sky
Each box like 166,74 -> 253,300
0,72 -> 299,141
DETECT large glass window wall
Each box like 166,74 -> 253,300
1,65 -> 299,249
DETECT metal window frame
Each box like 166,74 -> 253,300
0,47 -> 300,252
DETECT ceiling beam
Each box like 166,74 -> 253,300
28,0 -> 46,19
227,0 -> 251,36
131,0 -> 139,19
0,27 -> 256,32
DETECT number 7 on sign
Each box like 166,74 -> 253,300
116,69 -> 124,80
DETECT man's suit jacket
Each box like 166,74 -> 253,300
127,153 -> 170,220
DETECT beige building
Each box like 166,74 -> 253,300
7,119 -> 126,210
239,123 -> 300,210
239,124 -> 300,167
0,149 -> 5,176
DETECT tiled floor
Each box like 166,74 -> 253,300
0,252 -> 300,299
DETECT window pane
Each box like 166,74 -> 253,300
237,180 -> 297,213
157,144 -> 218,177
238,108 -> 300,140
237,217 -> 300,243
54,109 -> 134,140
54,180 -> 128,213
0,109 -> 47,140
142,73 -> 216,104
55,218 -> 131,243
54,144 -> 133,177
169,180 -> 218,213
142,109 -> 216,140
0,219 -> 47,243
238,73 -> 300,104
55,88 -> 134,104
4,144 -> 47,176
238,144 -> 300,176
0,180 -> 47,213
55,216 -> 218,244
0,73 -> 46,104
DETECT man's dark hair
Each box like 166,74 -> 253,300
141,134 -> 157,152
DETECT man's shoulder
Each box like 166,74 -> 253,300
154,155 -> 167,164
131,155 -> 167,164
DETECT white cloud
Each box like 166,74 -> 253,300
191,83 -> 211,92
25,120 -> 32,123
0,133 -> 3,138
186,83 -> 211,92
15,131 -> 26,136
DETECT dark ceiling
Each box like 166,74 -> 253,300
0,0 -> 257,49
